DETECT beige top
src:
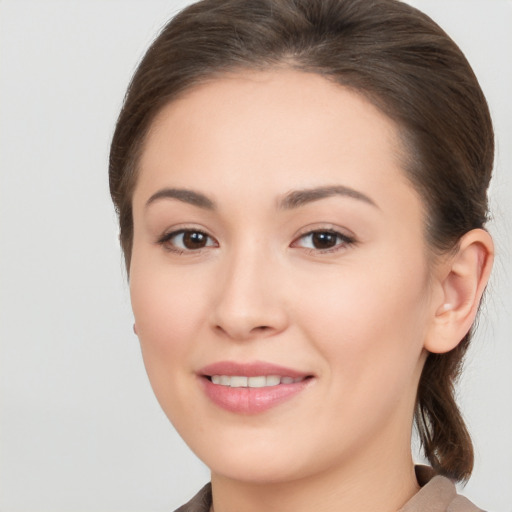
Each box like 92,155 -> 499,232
174,466 -> 483,512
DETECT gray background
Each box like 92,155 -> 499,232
1,1 -> 511,510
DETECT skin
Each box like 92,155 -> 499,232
129,70 -> 493,512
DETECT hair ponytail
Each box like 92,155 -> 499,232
416,335 -> 474,481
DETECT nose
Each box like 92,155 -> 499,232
211,249 -> 289,341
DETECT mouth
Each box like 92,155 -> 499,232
207,375 -> 308,387
198,361 -> 314,414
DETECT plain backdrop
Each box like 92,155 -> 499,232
1,1 -> 511,511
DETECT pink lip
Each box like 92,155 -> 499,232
200,361 -> 309,379
198,361 -> 313,414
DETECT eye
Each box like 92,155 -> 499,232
158,229 -> 218,253
292,230 -> 355,252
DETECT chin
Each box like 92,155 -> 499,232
189,430 -> 336,485
209,456 -> 308,484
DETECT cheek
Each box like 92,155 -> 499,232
130,247 -> 210,343
295,253 -> 430,388
131,278 -> 189,356
128,254 -> 213,404
129,273 -> 209,437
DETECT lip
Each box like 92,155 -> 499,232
198,361 -> 314,414
200,361 -> 310,379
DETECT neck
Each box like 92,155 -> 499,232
211,443 -> 420,512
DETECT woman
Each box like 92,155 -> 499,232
109,0 -> 494,510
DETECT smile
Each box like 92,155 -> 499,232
199,361 -> 314,414
210,375 -> 306,387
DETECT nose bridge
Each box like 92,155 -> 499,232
212,240 -> 287,340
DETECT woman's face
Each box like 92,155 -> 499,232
130,70 -> 436,483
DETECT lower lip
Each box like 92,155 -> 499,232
200,377 -> 311,414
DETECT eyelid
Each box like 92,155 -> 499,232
156,225 -> 219,253
292,223 -> 356,241
154,224 -> 356,255
290,225 -> 357,253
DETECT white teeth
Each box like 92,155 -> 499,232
230,376 -> 248,388
210,375 -> 305,387
219,375 -> 231,386
266,375 -> 281,386
248,376 -> 267,388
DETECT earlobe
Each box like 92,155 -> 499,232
424,229 -> 494,354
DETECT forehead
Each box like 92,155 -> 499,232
145,69 -> 400,156
135,69 -> 417,213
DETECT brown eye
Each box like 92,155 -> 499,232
311,232 -> 338,249
159,229 -> 217,252
182,231 -> 209,249
293,230 -> 355,252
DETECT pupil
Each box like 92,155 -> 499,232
183,232 -> 207,249
312,232 -> 336,249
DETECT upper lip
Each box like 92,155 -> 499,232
199,361 -> 311,378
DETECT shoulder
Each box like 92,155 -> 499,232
400,466 -> 484,512
173,483 -> 212,512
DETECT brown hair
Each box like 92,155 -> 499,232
109,0 -> 494,481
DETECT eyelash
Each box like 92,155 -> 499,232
156,228 -> 356,255
291,229 -> 356,254
156,228 -> 218,254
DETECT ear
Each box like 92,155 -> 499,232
424,229 -> 494,354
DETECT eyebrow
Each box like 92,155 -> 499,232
145,188 -> 216,210
278,185 -> 379,210
145,185 -> 378,211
